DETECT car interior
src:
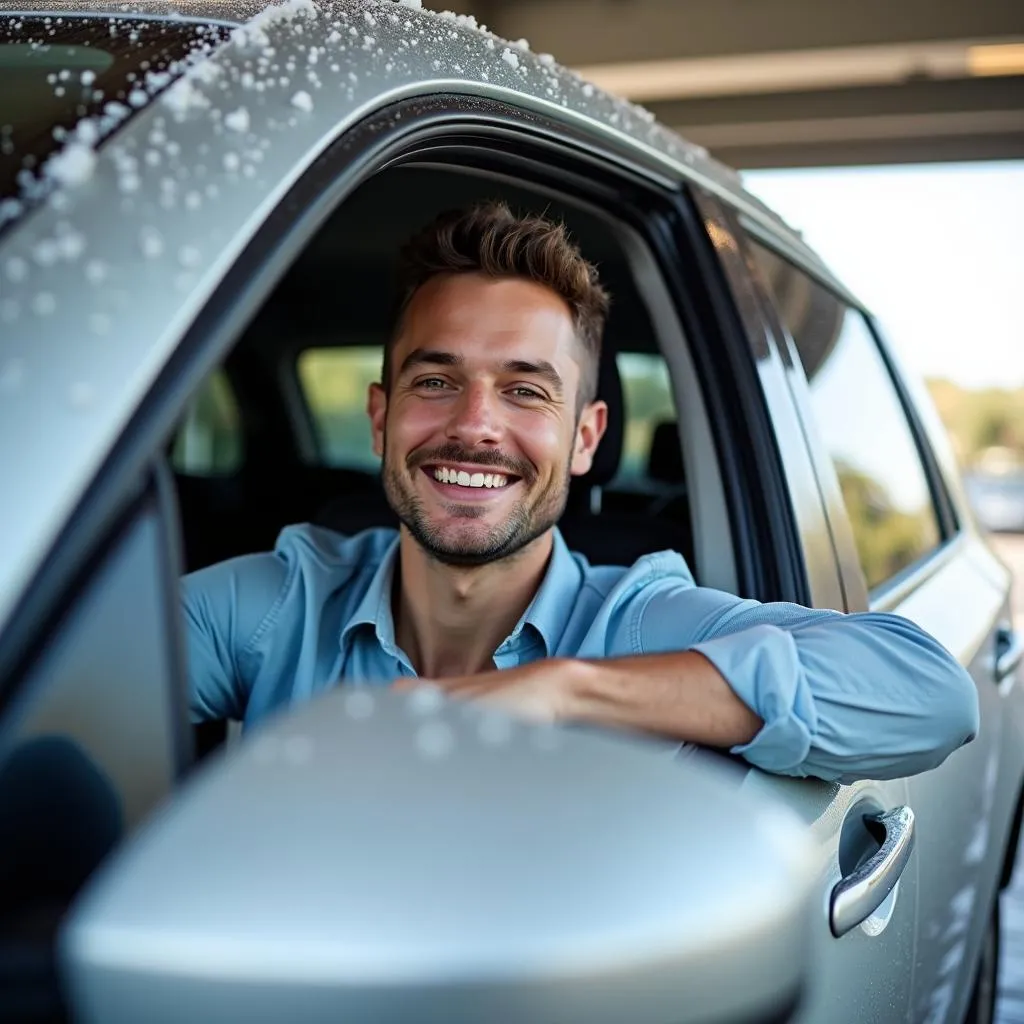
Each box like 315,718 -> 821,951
166,161 -> 739,751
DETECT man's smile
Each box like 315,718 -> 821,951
420,464 -> 523,502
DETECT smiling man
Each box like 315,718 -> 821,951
183,200 -> 979,783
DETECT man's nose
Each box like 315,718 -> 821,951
445,383 -> 503,447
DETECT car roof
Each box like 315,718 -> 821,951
0,0 -> 849,637
1,0 -> 824,261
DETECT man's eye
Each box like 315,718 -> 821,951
509,386 -> 542,399
416,378 -> 451,390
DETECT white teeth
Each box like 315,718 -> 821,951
432,467 -> 510,488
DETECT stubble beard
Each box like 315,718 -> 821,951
381,439 -> 571,567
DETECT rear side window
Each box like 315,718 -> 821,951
750,242 -> 941,590
298,347 -> 382,471
170,370 -> 243,477
614,352 -> 678,488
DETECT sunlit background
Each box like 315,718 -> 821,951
743,160 -> 1024,539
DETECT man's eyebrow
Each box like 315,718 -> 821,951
397,349 -> 464,376
501,359 -> 564,397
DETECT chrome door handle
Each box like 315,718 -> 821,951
996,625 -> 1024,683
829,806 -> 915,939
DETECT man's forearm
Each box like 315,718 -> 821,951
561,651 -> 763,749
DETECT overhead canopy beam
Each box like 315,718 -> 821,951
451,0 -> 1024,168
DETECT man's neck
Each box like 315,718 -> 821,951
393,528 -> 554,678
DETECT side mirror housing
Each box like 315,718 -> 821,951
60,688 -> 818,1024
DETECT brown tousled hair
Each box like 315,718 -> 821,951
384,201 -> 609,411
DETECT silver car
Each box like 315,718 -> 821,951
1,2 -> 1022,1022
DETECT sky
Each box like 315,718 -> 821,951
740,161 -> 1024,391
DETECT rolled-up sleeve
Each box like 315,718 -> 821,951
634,582 -> 980,783
181,552 -> 289,724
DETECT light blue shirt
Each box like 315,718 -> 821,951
182,524 -> 979,783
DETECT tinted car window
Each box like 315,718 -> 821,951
170,369 -> 243,476
298,347 -> 382,471
0,14 -> 228,228
751,242 -> 941,590
615,352 -> 677,487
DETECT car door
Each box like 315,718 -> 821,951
728,212 -> 1024,1024
690,194 -> 923,1023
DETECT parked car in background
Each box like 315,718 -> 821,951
965,449 -> 1024,534
1,1 -> 1022,1022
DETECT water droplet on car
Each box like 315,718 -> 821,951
477,710 -> 514,746
225,107 -> 250,132
32,292 -> 56,315
283,735 -> 314,764
0,358 -> 25,393
55,226 -> 85,260
32,238 -> 60,266
139,226 -> 164,258
416,720 -> 455,760
84,259 -> 106,284
406,683 -> 445,716
5,256 -> 28,282
69,380 -> 95,409
89,312 -> 111,335
251,735 -> 280,762
178,245 -> 201,268
531,724 -> 563,751
344,689 -> 375,720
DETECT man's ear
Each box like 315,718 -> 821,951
367,382 -> 387,457
570,400 -> 608,477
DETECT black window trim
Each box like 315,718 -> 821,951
736,218 -> 962,603
863,315 -> 960,540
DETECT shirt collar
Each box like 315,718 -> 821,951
339,528 -> 582,659
339,532 -> 402,656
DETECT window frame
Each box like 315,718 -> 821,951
258,126 -> 817,601
736,216 -> 961,608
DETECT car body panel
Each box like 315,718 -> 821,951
880,534 -> 1022,1024
701,197 -> 924,1022
779,303 -> 1023,1024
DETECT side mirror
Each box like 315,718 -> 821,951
60,688 -> 819,1024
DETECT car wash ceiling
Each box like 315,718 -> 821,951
445,0 -> 1024,169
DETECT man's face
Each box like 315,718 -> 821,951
368,273 -> 607,566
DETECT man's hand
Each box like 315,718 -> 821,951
395,658 -> 581,724
395,652 -> 763,750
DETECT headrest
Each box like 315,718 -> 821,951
648,421 -> 685,484
575,353 -> 623,490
